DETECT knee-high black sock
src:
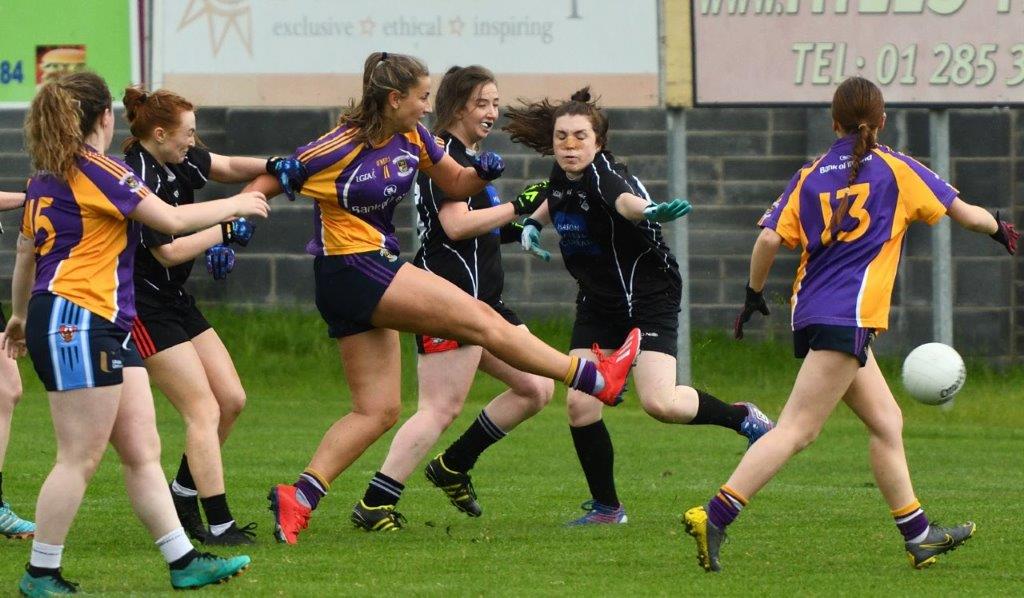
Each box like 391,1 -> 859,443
442,409 -> 507,473
569,420 -> 619,508
689,390 -> 746,432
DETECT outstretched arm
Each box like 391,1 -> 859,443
426,153 -> 501,200
208,153 -> 266,184
0,191 -> 25,212
946,198 -> 997,234
947,197 -> 1017,254
243,173 -> 285,199
130,191 -> 268,236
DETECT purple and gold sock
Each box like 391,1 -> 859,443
564,356 -> 605,394
706,485 -> 747,530
294,469 -> 329,511
892,499 -> 930,543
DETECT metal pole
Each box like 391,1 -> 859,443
894,111 -> 909,345
668,108 -> 691,385
929,109 -> 954,410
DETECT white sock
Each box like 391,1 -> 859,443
30,541 -> 63,569
909,525 -> 930,544
155,527 -> 194,564
171,480 -> 198,498
209,520 -> 234,536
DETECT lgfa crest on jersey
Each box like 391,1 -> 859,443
392,154 -> 416,177
118,171 -> 143,192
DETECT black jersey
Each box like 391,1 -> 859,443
547,151 -> 680,316
413,134 -> 508,305
124,143 -> 212,299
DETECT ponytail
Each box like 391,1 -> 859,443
339,51 -> 429,145
829,77 -> 884,240
25,72 -> 111,181
121,85 -> 195,152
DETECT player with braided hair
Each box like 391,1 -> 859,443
684,76 -> 1017,573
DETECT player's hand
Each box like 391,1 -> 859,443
469,151 -> 505,181
990,210 -> 1018,255
499,220 -> 524,244
221,217 -> 254,247
206,243 -> 236,281
1,317 -> 26,359
231,191 -> 269,219
643,198 -> 691,223
266,156 -> 309,201
520,218 -> 551,262
512,180 -> 549,215
734,284 -> 769,340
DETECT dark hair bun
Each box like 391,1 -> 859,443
570,86 -> 592,103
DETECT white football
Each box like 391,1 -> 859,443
901,343 -> 966,405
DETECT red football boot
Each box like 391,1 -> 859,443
268,484 -> 311,544
592,327 -> 642,406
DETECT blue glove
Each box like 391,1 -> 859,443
469,151 -> 505,181
221,217 -> 254,247
266,156 -> 309,201
643,198 -> 692,223
205,243 -> 236,280
520,218 -> 551,262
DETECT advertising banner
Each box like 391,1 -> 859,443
0,0 -> 137,105
692,1 -> 1024,105
152,0 -> 659,107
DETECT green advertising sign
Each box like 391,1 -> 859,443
0,0 -> 136,104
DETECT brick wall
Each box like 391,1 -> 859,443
0,106 -> 1019,363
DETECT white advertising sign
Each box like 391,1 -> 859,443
693,0 -> 1024,105
152,0 -> 659,106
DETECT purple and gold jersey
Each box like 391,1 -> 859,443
22,148 -> 150,331
293,122 -> 445,256
758,135 -> 957,331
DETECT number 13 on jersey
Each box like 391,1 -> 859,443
818,183 -> 871,246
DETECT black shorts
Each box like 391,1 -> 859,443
25,294 -> 142,392
315,251 -> 406,338
415,300 -> 523,354
131,291 -> 212,359
793,324 -> 875,367
570,295 -> 680,357
0,303 -> 6,330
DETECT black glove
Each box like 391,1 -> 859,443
511,180 -> 548,215
499,220 -> 524,244
990,210 -> 1018,255
734,284 -> 770,340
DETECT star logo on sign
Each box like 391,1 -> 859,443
178,0 -> 253,57
449,16 -> 464,36
360,16 -> 376,36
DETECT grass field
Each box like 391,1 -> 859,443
1,308 -> 1021,596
